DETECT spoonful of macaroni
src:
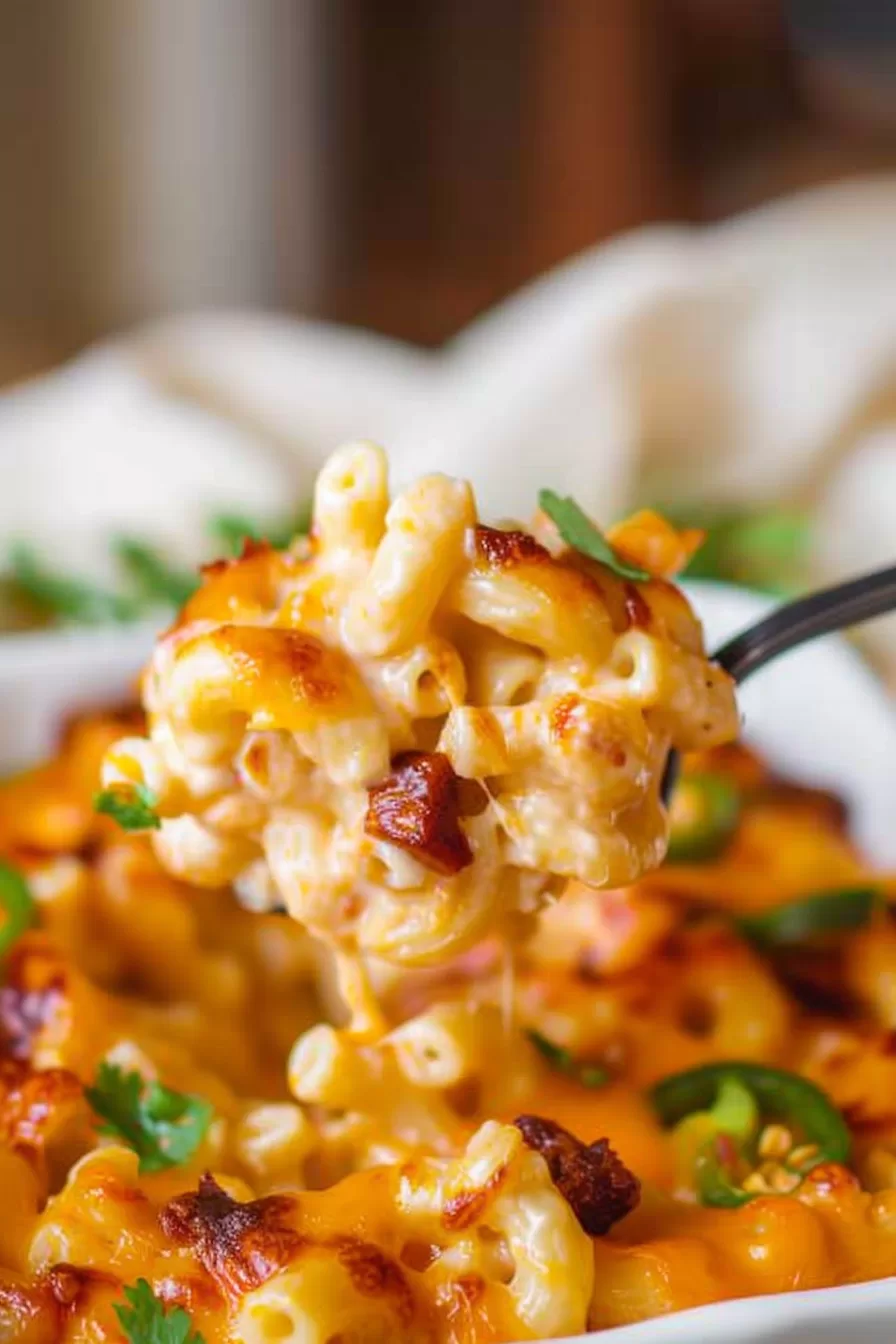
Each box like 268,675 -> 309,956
100,443 -> 739,965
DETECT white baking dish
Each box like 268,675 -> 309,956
1,581 -> 894,1341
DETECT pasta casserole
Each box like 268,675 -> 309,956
4,445 -> 893,1342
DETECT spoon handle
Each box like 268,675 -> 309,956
714,563 -> 896,685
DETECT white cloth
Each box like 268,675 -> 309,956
1,177 -> 895,670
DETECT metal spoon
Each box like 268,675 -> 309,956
662,563 -> 896,804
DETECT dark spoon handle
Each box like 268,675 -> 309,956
661,563 -> 896,804
713,563 -> 896,684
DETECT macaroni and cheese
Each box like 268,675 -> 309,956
101,443 -> 737,970
1,711 -> 895,1341
7,447 -> 893,1343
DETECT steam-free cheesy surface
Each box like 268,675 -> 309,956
3,449 -> 894,1342
3,716 -> 896,1341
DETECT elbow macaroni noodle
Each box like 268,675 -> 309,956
0,704 -> 896,1338
102,443 -> 737,967
6,446 -> 894,1342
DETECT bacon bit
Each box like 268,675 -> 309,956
333,1238 -> 414,1324
474,526 -> 549,569
0,938 -> 67,1061
365,752 -> 473,877
0,1059 -> 83,1160
159,1173 -> 301,1299
623,583 -> 652,630
514,1114 -> 640,1235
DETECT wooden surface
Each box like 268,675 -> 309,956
0,0 -> 893,367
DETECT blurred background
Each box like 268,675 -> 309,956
0,0 -> 894,686
2,0 -> 896,375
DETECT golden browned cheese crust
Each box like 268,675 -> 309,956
3,446 -> 894,1341
159,1175 -> 303,1298
99,445 -> 739,967
0,714 -> 895,1339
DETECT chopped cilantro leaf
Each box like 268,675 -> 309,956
527,1029 -> 608,1088
86,1062 -> 213,1173
114,1278 -> 205,1344
94,783 -> 161,832
537,491 -> 650,581
0,860 -> 35,959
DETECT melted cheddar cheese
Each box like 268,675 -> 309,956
1,446 -> 893,1341
101,445 -> 737,967
1,714 -> 895,1340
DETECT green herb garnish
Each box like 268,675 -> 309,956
8,545 -> 143,625
537,491 -> 650,581
0,860 -> 36,959
528,1029 -> 609,1088
94,783 -> 161,832
86,1063 -> 213,1173
114,1278 -> 205,1344
208,503 -> 311,557
3,502 -> 312,633
114,539 -> 199,607
207,513 -> 263,554
666,506 -> 810,597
